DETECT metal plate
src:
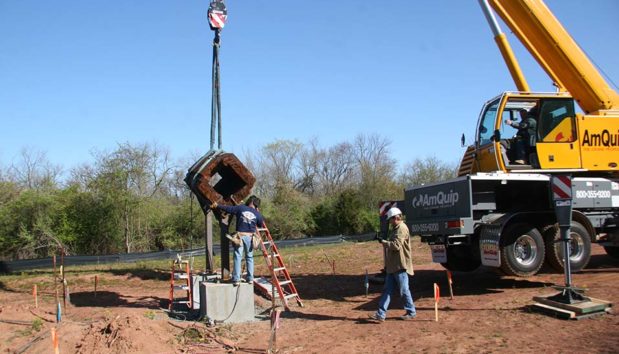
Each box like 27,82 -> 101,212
430,244 -> 447,263
480,224 -> 501,267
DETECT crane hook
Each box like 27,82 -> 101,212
208,0 -> 227,31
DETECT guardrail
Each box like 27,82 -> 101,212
0,233 -> 375,273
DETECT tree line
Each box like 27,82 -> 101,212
0,134 -> 457,260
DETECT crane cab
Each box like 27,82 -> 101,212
459,92 -> 583,175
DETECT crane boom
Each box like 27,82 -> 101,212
489,0 -> 619,114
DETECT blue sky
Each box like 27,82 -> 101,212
1,0 -> 617,174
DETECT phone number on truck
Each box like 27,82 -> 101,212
410,223 -> 439,233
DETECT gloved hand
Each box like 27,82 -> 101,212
210,201 -> 218,209
377,238 -> 386,244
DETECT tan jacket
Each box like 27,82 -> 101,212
384,222 -> 414,275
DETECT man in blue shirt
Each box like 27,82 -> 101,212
211,195 -> 264,286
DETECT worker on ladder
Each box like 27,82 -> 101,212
210,196 -> 264,286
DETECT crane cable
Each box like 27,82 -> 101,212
208,0 -> 227,150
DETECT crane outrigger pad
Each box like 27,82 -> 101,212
531,295 -> 612,320
185,150 -> 256,212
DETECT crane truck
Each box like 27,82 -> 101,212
384,0 -> 619,276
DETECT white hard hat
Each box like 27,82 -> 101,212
386,207 -> 402,220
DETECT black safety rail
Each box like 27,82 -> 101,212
0,233 -> 375,273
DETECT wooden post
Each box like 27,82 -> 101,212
205,213 -> 214,273
446,270 -> 454,300
61,249 -> 67,313
53,255 -> 59,309
322,250 -> 335,275
33,284 -> 38,308
219,215 -> 230,279
268,309 -> 280,354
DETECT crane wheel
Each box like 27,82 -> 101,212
499,223 -> 545,277
544,221 -> 591,272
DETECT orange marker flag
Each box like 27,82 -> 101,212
446,270 -> 454,300
433,283 -> 440,322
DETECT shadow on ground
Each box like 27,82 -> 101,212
292,268 -> 552,303
107,268 -> 171,281
70,290 -> 165,309
0,281 -> 15,292
579,254 -> 619,273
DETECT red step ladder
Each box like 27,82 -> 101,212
254,224 -> 303,311
168,258 -> 192,310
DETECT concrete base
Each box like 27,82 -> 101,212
199,282 -> 255,323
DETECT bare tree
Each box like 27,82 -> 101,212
79,142 -> 176,252
8,147 -> 62,190
399,156 -> 457,187
263,139 -> 303,187
315,142 -> 356,196
245,139 -> 304,199
67,162 -> 96,191
352,133 -> 399,207
295,138 -> 320,196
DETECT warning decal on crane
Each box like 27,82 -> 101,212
551,175 -> 573,227
552,175 -> 572,200
379,201 -> 398,216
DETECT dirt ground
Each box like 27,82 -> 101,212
1,240 -> 618,353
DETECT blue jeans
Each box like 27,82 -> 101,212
376,270 -> 416,319
232,235 -> 254,282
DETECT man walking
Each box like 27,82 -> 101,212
369,207 -> 416,322
211,195 -> 264,286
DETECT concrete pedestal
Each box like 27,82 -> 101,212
199,282 -> 255,323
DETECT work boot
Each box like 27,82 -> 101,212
400,313 -> 416,321
367,313 -> 385,323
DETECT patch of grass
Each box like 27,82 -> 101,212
16,319 -> 44,337
17,328 -> 32,337
31,318 -> 43,332
214,323 -> 240,340
144,310 -> 156,320
175,326 -> 206,345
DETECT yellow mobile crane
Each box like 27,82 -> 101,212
461,0 -> 619,174
393,0 -> 619,276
